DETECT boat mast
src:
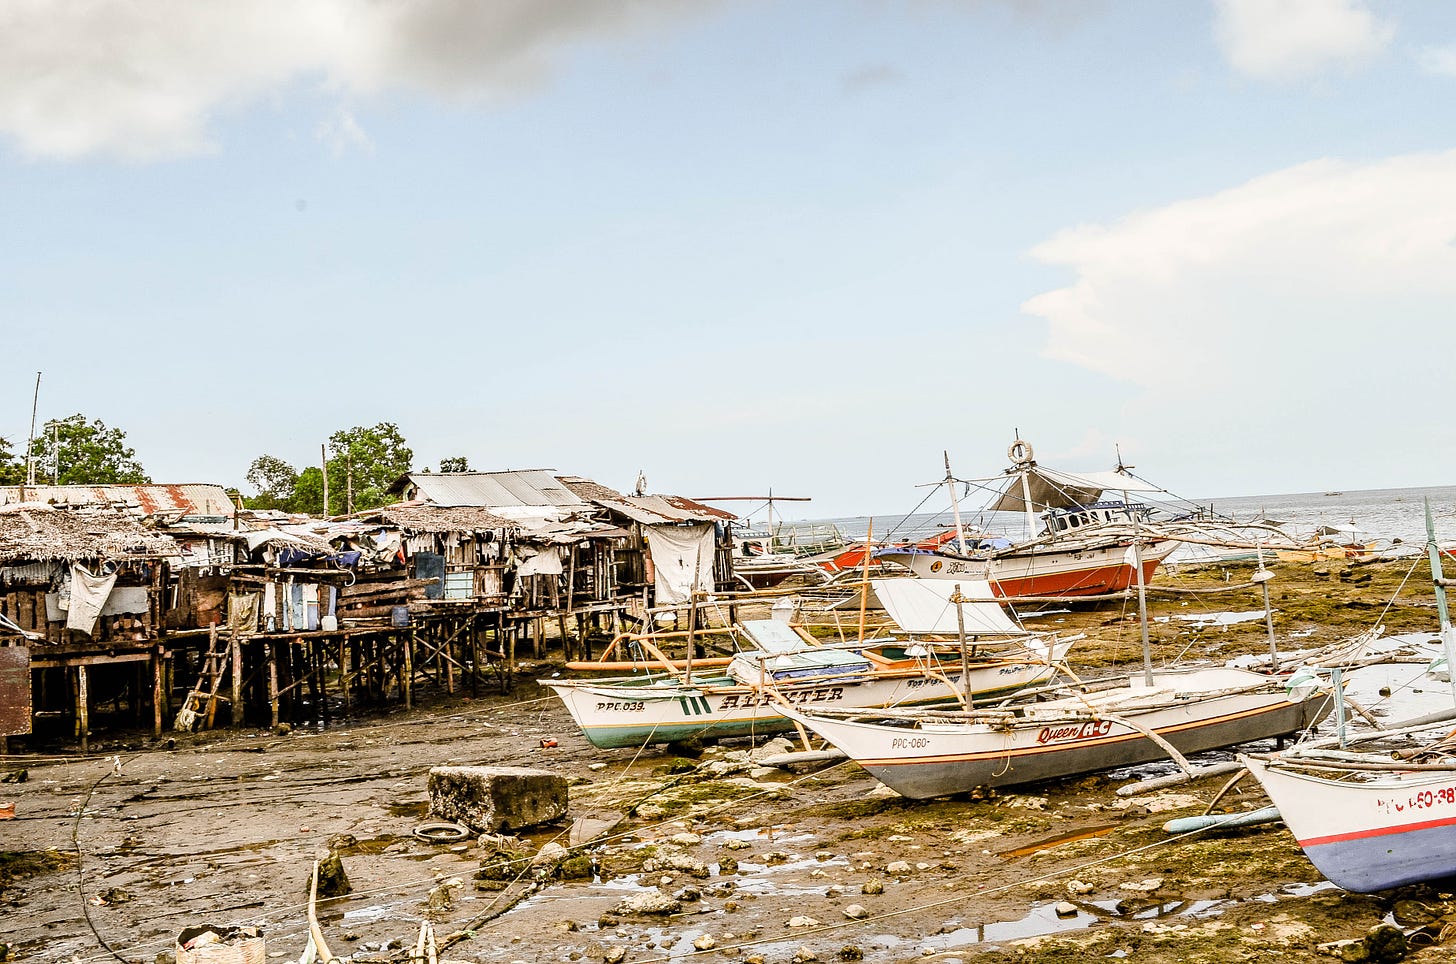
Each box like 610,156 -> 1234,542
1252,534 -> 1279,670
1126,484 -> 1154,686
944,451 -> 969,555
1009,435 -> 1037,540
1424,498 -> 1456,706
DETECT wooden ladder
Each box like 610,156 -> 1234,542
173,624 -> 232,732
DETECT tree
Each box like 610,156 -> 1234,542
244,455 -> 300,510
326,423 -> 413,514
28,414 -> 149,484
238,422 -> 413,517
439,456 -> 469,473
291,467 -> 326,516
0,437 -> 22,486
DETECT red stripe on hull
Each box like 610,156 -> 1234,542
1301,813 -> 1456,848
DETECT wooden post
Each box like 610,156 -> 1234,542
77,665 -> 89,754
505,622 -> 516,693
340,638 -> 351,717
953,583 -> 972,710
403,631 -> 413,711
152,648 -> 164,737
267,643 -> 279,729
444,623 -> 455,695
230,629 -> 243,728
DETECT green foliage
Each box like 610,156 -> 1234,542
28,414 -> 149,484
292,467 -> 326,515
326,423 -> 412,514
244,454 -> 299,510
439,456 -> 469,473
0,437 -> 21,486
241,422 -> 414,517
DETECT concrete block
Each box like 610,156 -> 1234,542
427,765 -> 568,833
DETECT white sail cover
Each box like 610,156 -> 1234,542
984,467 -> 1165,513
872,578 -> 1025,636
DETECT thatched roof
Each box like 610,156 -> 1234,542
0,504 -> 178,563
371,505 -> 519,534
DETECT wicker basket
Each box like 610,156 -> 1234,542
175,926 -> 265,964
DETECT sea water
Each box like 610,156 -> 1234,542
808,484 -> 1456,549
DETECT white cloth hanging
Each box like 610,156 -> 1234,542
66,563 -> 118,635
644,523 -> 715,605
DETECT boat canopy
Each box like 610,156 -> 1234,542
873,578 -> 1025,636
981,467 -> 1165,514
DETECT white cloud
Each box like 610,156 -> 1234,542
1417,44 -> 1456,77
1212,0 -> 1394,81
1021,151 -> 1456,394
316,108 -> 373,157
0,0 -> 705,161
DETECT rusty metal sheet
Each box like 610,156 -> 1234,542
0,644 -> 31,737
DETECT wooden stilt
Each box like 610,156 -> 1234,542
230,630 -> 243,728
77,665 -> 89,754
403,632 -> 413,711
341,639 -> 351,717
267,643 -> 279,729
152,648 -> 164,737
505,623 -> 516,694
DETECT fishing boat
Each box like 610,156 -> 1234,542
777,666 -> 1331,799
775,511 -> 1337,799
1238,500 -> 1456,892
1240,729 -> 1456,893
874,440 -> 1181,598
540,582 -> 1075,749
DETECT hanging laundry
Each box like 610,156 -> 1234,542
228,593 -> 260,636
67,564 -> 118,635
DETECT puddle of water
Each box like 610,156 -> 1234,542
386,801 -> 427,818
1155,611 -> 1270,628
702,826 -> 816,846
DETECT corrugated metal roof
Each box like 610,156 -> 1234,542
0,484 -> 236,518
556,476 -> 625,502
403,471 -> 586,509
593,495 -> 738,526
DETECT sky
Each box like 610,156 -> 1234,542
3,0 -> 1456,519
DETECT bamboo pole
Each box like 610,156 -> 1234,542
856,519 -> 874,644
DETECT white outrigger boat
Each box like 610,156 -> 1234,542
777,514 -> 1338,798
779,666 -> 1331,799
1237,501 -> 1456,893
541,579 -> 1075,750
875,441 -> 1181,599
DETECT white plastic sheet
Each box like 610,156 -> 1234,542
645,523 -> 715,605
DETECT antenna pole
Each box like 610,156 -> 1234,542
22,371 -> 40,496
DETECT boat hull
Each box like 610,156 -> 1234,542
785,669 -> 1330,799
1241,755 -> 1456,892
541,647 -> 1069,749
879,540 -> 1178,599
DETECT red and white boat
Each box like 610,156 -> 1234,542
876,440 -> 1180,599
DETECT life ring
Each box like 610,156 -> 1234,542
1008,439 -> 1034,465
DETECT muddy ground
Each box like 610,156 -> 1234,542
6,557 -> 1456,964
